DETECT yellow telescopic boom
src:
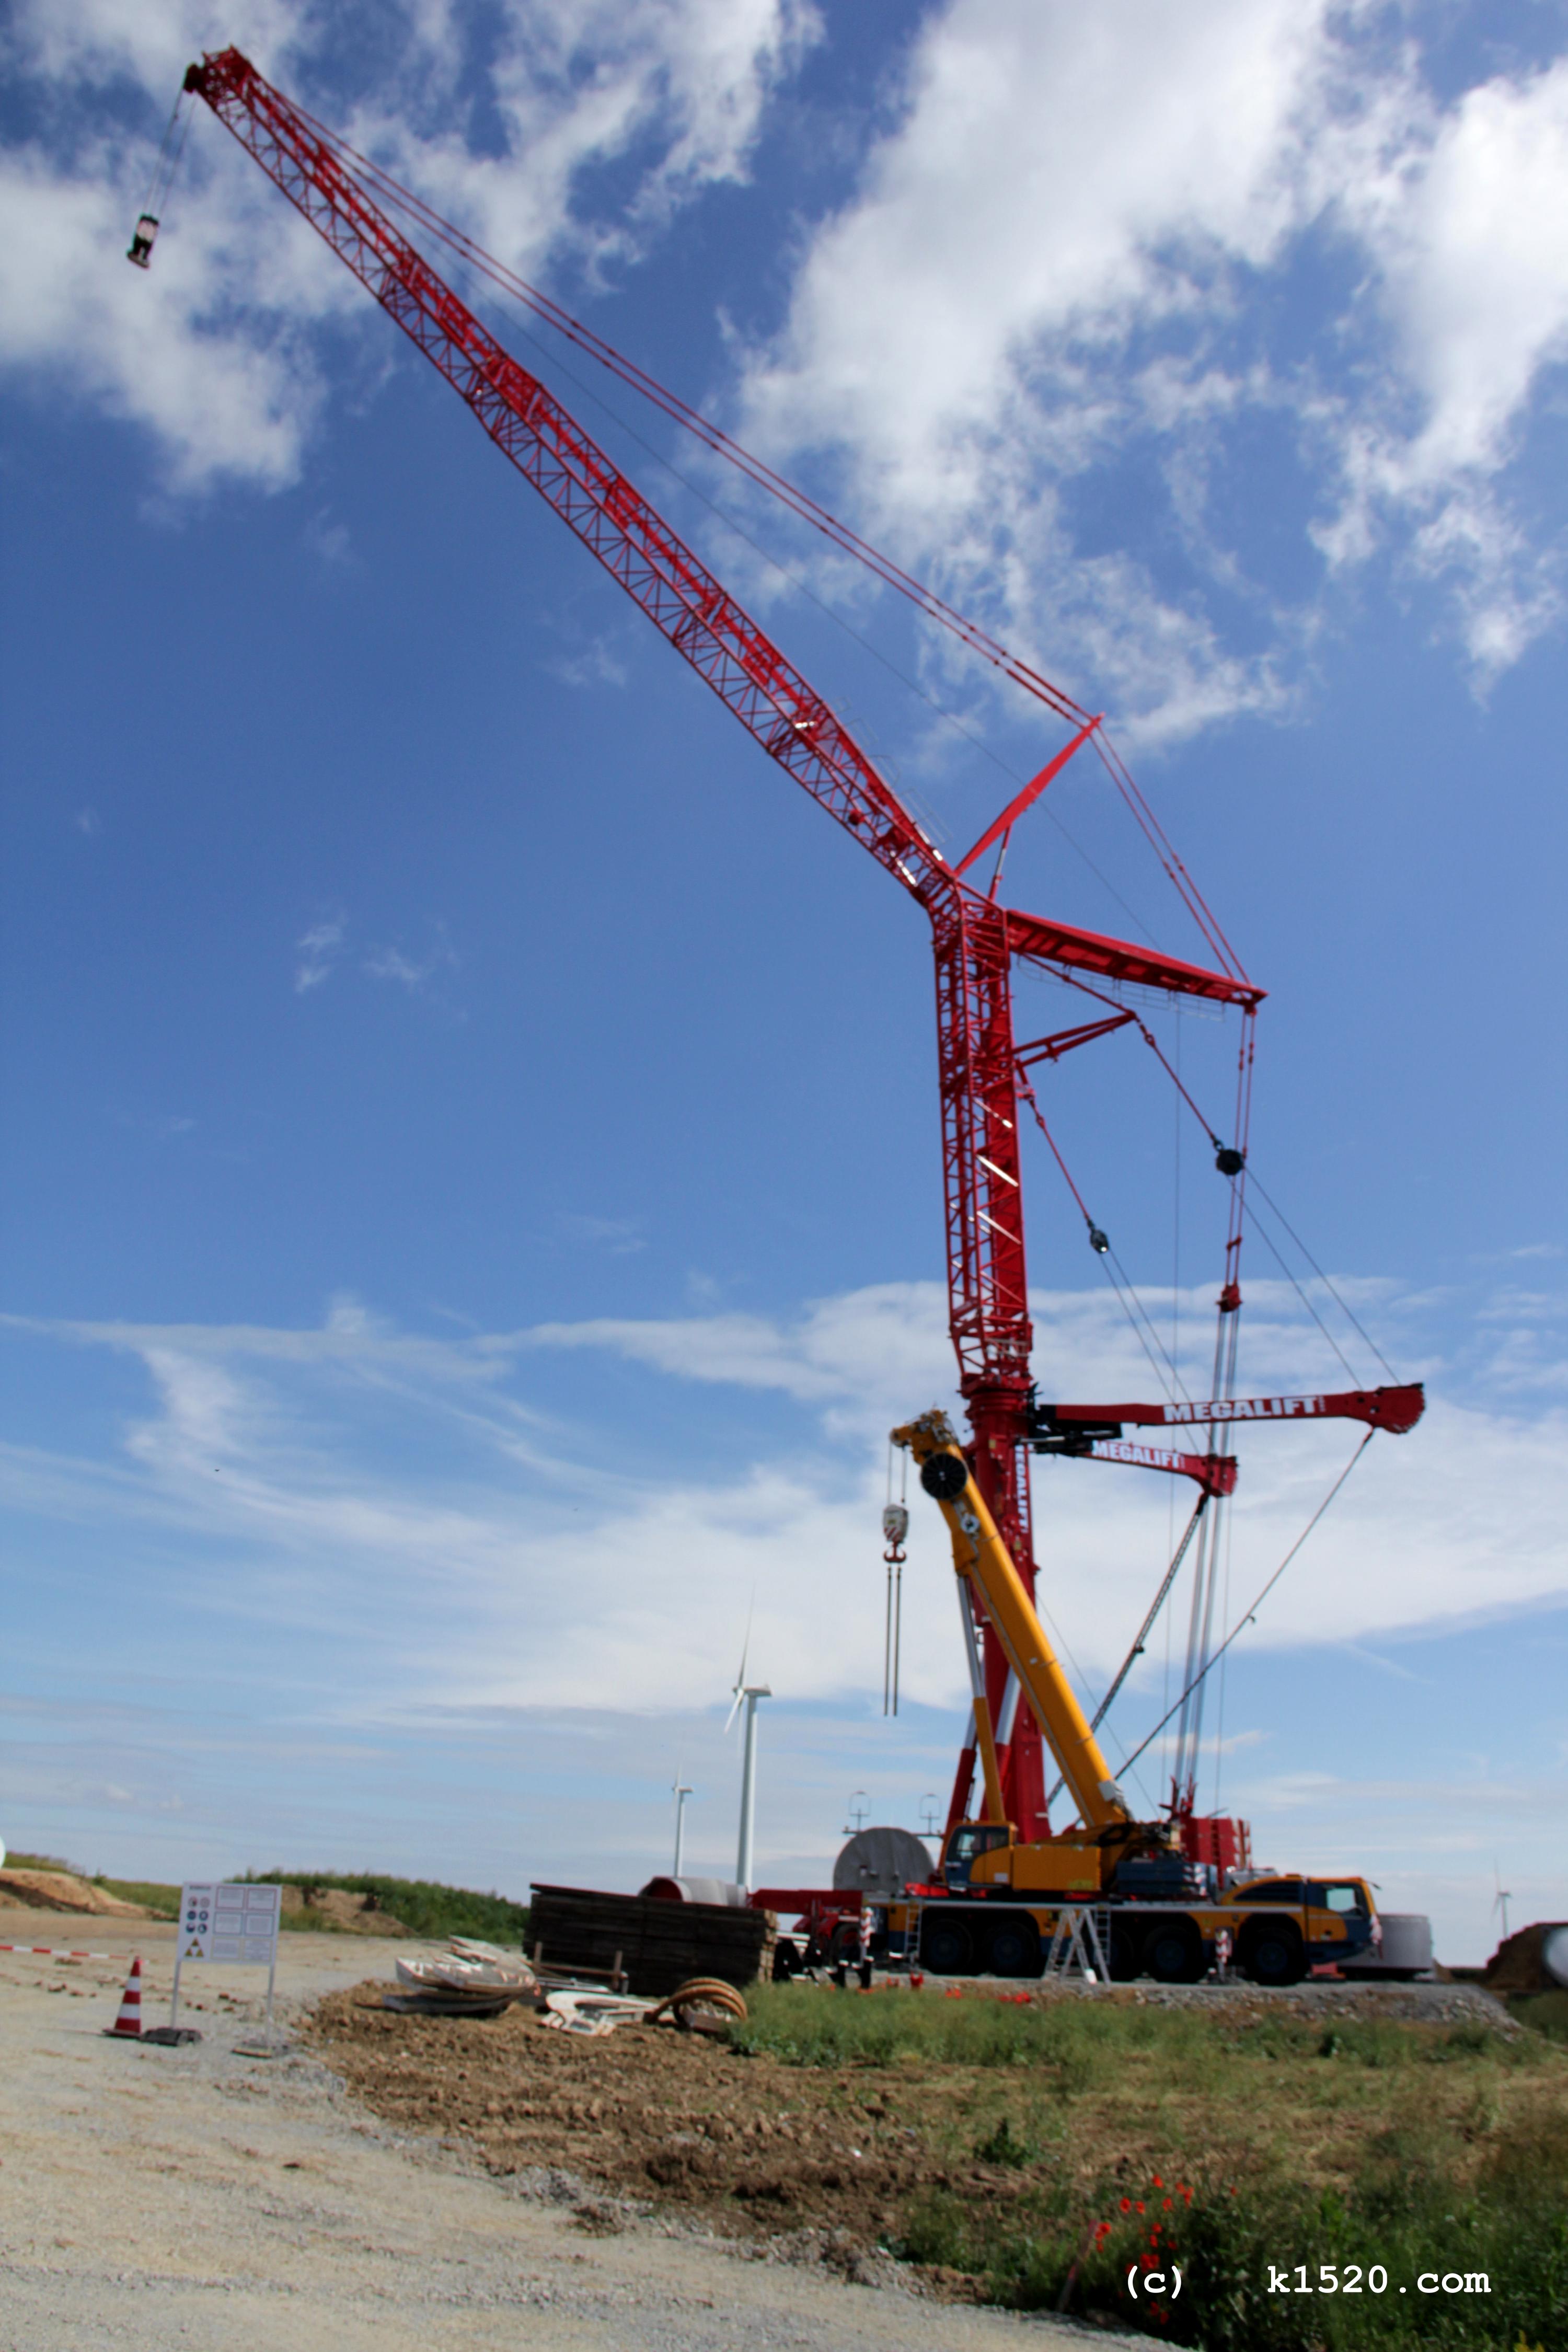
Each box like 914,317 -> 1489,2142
893,1410 -> 1132,1835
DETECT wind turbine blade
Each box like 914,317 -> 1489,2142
725,1589 -> 755,1732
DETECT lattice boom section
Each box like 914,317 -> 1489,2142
195,55 -> 943,913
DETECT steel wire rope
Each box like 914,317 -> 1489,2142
137,84 -> 195,221
1043,1494 -> 1208,1811
1117,1431 -> 1376,1781
1243,1170 -> 1398,1382
1048,964 -> 1396,1389
1028,1587 -> 1159,1821
280,97 -> 1236,964
485,303 -> 1167,936
1239,1192 -> 1363,1388
285,99 -> 1100,729
1014,1067 -> 1189,1404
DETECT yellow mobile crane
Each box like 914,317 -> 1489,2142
886,1411 -> 1382,1987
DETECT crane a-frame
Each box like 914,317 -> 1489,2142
160,50 -> 1420,1851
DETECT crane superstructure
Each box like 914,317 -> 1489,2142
158,54 -> 1423,1891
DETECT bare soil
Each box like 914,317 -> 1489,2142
308,1985 -> 1002,2257
305,1969 -> 1554,2292
1,1930 -> 1126,2351
0,1867 -> 147,1916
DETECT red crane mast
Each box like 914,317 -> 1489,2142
179,49 -> 1263,1838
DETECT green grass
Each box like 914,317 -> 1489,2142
240,1870 -> 531,1943
895,2116 -> 1568,2350
1509,1989 -> 1568,2046
731,1985 -> 1568,2348
95,1877 -> 180,1918
4,1849 -> 531,1940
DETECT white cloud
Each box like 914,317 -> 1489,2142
736,3 -> 1568,729
0,0 -> 820,492
544,637 -> 630,689
4,1275 -> 1563,1735
294,913 -> 344,990
363,928 -> 456,992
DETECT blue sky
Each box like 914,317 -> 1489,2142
2,1 -> 1565,1963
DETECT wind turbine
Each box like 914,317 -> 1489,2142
724,1617 -> 770,1894
1493,1862 -> 1512,1944
671,1776 -> 693,1877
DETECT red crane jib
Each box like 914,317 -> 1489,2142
1046,1385 -> 1426,1438
1086,1440 -> 1238,1495
182,47 -> 1267,1846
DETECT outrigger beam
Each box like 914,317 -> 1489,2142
1067,1439 -> 1238,1496
1034,1382 -> 1424,1442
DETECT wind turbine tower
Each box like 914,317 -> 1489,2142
725,1630 -> 770,1893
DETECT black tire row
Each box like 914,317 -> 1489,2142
916,1909 -> 1307,1987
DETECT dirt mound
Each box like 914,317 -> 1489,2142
0,1869 -> 146,1917
306,1983 -> 1013,2253
1484,1921 -> 1568,1994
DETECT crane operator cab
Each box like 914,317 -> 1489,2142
942,1821 -> 1012,1890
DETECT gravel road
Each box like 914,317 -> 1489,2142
0,1922 -> 1135,2352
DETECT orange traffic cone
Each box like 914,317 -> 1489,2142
106,1956 -> 143,2037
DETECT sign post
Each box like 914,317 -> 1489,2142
170,1883 -> 283,2042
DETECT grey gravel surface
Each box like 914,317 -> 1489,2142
0,1930 -> 1138,2352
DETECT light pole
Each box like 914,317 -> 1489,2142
671,1779 -> 693,1877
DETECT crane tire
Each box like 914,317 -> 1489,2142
1109,1926 -> 1141,1982
921,1919 -> 974,1976
1240,1919 -> 1305,1987
983,1915 -> 1041,1977
1143,1919 -> 1205,1984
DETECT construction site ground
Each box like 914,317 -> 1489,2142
306,1968 -> 1518,2256
0,1920 -> 1138,2352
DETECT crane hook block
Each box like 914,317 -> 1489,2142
919,1454 -> 969,1502
126,214 -> 158,269
881,1503 -> 909,1562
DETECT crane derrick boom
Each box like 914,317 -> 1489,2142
185,48 -> 1256,1842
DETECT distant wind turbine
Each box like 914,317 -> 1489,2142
671,1776 -> 693,1877
724,1612 -> 770,1893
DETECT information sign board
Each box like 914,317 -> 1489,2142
169,1882 -> 284,2039
179,1881 -> 281,1965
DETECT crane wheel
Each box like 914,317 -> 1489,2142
1240,1921 -> 1305,1987
984,1917 -> 1042,1977
921,1920 -> 974,1976
1143,1920 -> 1205,1985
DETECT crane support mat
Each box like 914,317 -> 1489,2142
529,1885 -> 774,1998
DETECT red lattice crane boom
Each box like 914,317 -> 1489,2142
181,48 -> 1263,1839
